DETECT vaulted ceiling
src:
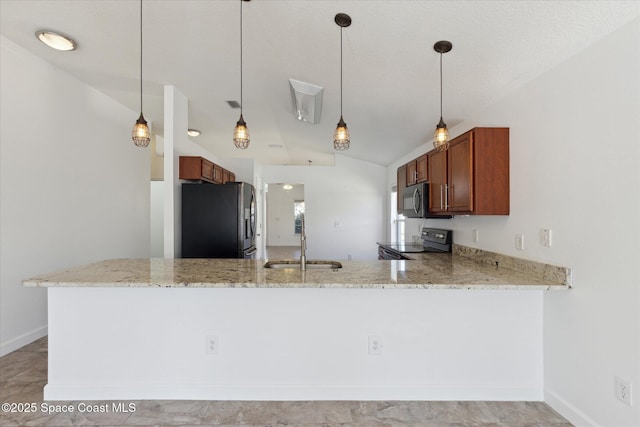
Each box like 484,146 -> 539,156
2,1 -> 638,166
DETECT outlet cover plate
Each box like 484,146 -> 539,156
615,376 -> 632,405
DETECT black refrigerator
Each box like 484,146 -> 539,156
181,182 -> 257,259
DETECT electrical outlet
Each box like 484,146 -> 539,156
472,229 -> 479,243
541,228 -> 553,247
615,376 -> 632,405
368,335 -> 382,355
515,234 -> 525,251
205,335 -> 218,355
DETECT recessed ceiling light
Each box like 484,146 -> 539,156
35,30 -> 77,51
187,129 -> 201,137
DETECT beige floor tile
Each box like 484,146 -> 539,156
0,336 -> 574,426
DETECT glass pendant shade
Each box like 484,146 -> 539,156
433,117 -> 449,151
233,114 -> 250,149
132,113 -> 151,147
333,116 -> 350,151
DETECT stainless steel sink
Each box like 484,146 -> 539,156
263,260 -> 343,269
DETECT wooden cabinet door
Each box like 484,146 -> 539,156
416,154 -> 428,183
397,164 -> 407,211
447,132 -> 474,212
213,164 -> 223,183
427,149 -> 447,213
201,159 -> 214,181
222,169 -> 230,184
406,160 -> 417,186
229,172 -> 236,182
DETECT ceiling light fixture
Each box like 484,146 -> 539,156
233,0 -> 250,149
282,184 -> 293,191
433,40 -> 452,152
333,13 -> 351,151
35,30 -> 77,51
187,129 -> 201,137
132,0 -> 150,147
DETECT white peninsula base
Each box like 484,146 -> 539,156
45,286 -> 543,401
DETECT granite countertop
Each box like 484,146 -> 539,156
22,247 -> 571,290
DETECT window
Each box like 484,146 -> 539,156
294,200 -> 305,234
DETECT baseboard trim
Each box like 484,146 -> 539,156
545,387 -> 600,427
44,383 -> 542,401
0,325 -> 48,357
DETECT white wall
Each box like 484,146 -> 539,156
261,155 -> 387,260
266,184 -> 304,246
150,181 -> 164,257
388,19 -> 640,426
0,37 -> 150,355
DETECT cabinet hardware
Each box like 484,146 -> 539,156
445,184 -> 449,210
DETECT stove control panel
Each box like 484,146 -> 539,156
421,228 -> 452,252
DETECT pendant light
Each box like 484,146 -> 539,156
333,13 -> 351,151
433,40 -> 452,152
132,0 -> 150,147
233,0 -> 250,149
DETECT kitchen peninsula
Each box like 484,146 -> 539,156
24,248 -> 569,401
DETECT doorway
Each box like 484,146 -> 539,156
264,183 -> 304,258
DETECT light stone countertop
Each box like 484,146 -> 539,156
22,250 -> 571,290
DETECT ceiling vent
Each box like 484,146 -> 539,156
289,78 -> 323,124
226,100 -> 241,109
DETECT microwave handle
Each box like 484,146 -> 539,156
412,187 -> 420,214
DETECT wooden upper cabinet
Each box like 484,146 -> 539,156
416,154 -> 428,183
405,154 -> 428,186
397,163 -> 407,211
213,164 -> 223,184
179,156 -> 236,185
427,127 -> 509,215
179,156 -> 214,182
448,132 -> 474,212
406,161 -> 417,186
427,149 -> 447,213
469,127 -> 510,215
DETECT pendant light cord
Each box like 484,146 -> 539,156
240,0 -> 243,116
139,0 -> 143,114
439,51 -> 443,119
340,26 -> 343,117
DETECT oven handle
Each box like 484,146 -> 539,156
382,248 -> 404,260
244,247 -> 257,256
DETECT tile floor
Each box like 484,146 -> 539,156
0,337 -> 573,426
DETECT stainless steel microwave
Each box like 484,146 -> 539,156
401,183 -> 451,219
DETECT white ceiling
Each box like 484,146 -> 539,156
2,1 -> 638,166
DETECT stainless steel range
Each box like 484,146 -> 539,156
377,228 -> 452,260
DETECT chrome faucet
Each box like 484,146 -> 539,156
300,214 -> 307,271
